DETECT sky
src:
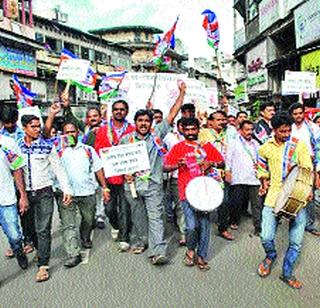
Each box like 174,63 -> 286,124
33,0 -> 234,60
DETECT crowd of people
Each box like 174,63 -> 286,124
0,81 -> 319,289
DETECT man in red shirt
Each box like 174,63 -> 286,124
164,118 -> 223,271
95,100 -> 135,251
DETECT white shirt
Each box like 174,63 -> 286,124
59,143 -> 102,196
0,136 -> 25,206
226,135 -> 260,186
164,132 -> 184,179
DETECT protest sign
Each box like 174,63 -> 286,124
17,106 -> 44,128
282,71 -> 316,95
100,141 -> 151,178
56,59 -> 90,81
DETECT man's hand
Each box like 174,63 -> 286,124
224,171 -> 232,184
62,194 -> 72,206
178,79 -> 186,94
102,190 -> 111,203
315,172 -> 320,189
49,102 -> 61,116
146,100 -> 153,110
258,180 -> 269,196
125,174 -> 135,184
19,194 -> 29,215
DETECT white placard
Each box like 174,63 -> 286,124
282,71 -> 316,95
100,141 -> 151,178
17,106 -> 44,128
56,59 -> 90,81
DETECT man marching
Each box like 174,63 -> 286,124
257,112 -> 312,289
164,117 -> 223,271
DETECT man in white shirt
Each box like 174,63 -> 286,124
18,115 -> 72,282
225,120 -> 261,235
0,135 -> 28,270
289,103 -> 320,236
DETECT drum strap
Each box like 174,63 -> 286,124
282,137 -> 298,181
239,136 -> 258,164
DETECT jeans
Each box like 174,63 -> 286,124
229,185 -> 261,229
125,181 -> 167,257
260,206 -> 307,278
105,184 -> 131,242
305,201 -> 316,231
0,204 -> 24,255
55,190 -> 81,258
182,200 -> 210,259
27,187 -> 54,267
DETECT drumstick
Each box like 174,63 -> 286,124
129,182 -> 137,199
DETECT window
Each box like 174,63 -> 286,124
35,33 -> 45,43
81,46 -> 89,60
64,42 -> 76,54
45,37 -> 62,53
248,0 -> 258,21
95,51 -> 106,63
89,49 -> 95,62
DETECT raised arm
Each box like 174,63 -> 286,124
44,103 -> 61,138
166,81 -> 186,125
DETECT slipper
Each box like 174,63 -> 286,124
183,251 -> 195,266
280,275 -> 303,289
257,258 -> 273,277
131,247 -> 145,254
5,248 -> 14,258
196,257 -> 210,272
36,266 -> 50,283
23,244 -> 34,254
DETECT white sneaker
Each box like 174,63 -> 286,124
111,228 -> 119,241
119,242 -> 130,252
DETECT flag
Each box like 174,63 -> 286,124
98,70 -> 127,100
12,74 -> 37,109
59,48 -> 97,93
153,16 -> 179,70
202,9 -> 220,49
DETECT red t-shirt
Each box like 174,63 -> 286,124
164,140 -> 223,201
95,122 -> 135,185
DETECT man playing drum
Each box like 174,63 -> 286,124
164,118 -> 223,271
257,112 -> 313,289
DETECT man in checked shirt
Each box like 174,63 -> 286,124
18,115 -> 72,283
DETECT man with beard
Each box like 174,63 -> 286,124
257,112 -> 312,289
94,100 -> 135,250
289,103 -> 320,236
164,117 -> 223,271
120,81 -> 186,265
236,111 -> 248,128
18,115 -> 72,282
199,110 -> 236,240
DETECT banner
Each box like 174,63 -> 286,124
107,73 -> 215,121
301,50 -> 320,89
56,59 -> 90,81
282,71 -> 316,95
100,141 -> 151,178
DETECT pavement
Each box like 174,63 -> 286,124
0,208 -> 319,308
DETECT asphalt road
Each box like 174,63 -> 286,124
0,207 -> 319,308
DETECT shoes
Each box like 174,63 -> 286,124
219,230 -> 235,241
82,239 -> 93,249
111,228 -> 119,241
64,255 -> 82,268
96,221 -> 106,230
5,248 -> 14,258
16,252 -> 28,270
306,228 -> 320,237
151,254 -> 168,265
280,275 -> 303,289
119,242 -> 130,252
257,258 -> 273,277
230,224 -> 239,230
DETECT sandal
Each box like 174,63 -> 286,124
183,251 -> 195,267
280,275 -> 303,289
131,247 -> 145,254
196,257 -> 210,272
257,258 -> 273,277
5,248 -> 14,258
23,244 -> 34,254
36,266 -> 50,283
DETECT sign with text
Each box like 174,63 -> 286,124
282,71 -> 316,95
100,141 -> 151,178
56,59 -> 90,81
301,50 -> 320,89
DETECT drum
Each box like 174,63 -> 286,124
274,166 -> 314,217
186,176 -> 224,212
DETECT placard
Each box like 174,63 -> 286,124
56,59 -> 90,81
100,141 -> 151,177
282,71 -> 316,95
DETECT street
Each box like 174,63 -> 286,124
0,209 -> 319,308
